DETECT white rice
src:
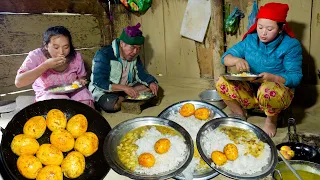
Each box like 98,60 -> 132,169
134,127 -> 187,175
167,113 -> 211,179
201,126 -> 271,175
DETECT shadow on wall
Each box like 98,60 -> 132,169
286,21 -> 318,124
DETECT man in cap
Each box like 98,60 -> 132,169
89,23 -> 158,112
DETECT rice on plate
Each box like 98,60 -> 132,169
201,124 -> 271,175
117,125 -> 188,175
165,103 -> 221,179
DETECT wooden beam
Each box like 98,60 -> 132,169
0,0 -> 102,14
212,0 -> 226,82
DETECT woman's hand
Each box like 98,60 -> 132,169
235,58 -> 250,72
258,72 -> 278,82
44,56 -> 66,69
124,86 -> 139,98
149,82 -> 158,95
77,78 -> 87,86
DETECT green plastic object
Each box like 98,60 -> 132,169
120,0 -> 152,13
224,7 -> 245,35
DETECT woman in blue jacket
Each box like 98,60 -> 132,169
216,2 -> 303,137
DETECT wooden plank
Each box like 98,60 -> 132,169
309,0 -> 320,85
0,48 -> 97,94
0,0 -> 102,14
212,0 -> 226,81
163,0 -> 200,78
224,0 -> 255,73
131,0 -> 166,76
0,55 -> 29,94
195,1 -> 214,79
0,14 -> 101,54
111,5 -> 130,40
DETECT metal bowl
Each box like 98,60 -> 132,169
199,90 -> 226,109
158,100 -> 227,180
103,117 -> 194,180
196,117 -> 278,179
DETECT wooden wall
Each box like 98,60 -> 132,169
0,0 -> 112,96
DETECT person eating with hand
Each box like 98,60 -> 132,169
15,26 -> 94,108
215,2 -> 303,137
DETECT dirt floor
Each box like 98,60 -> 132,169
102,84 -> 320,180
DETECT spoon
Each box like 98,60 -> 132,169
277,150 -> 302,180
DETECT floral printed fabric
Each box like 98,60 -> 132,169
216,76 -> 294,116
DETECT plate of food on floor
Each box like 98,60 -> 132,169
126,91 -> 155,101
158,100 -> 228,180
196,117 -> 278,179
103,117 -> 194,180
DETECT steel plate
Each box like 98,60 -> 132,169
222,73 -> 260,81
196,117 -> 278,179
104,117 -> 194,180
158,100 -> 227,180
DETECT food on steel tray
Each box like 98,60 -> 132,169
66,114 -> 88,138
10,109 -> 99,179
17,155 -> 43,179
231,72 -> 257,77
61,151 -> 86,179
117,125 -> 187,175
49,81 -> 82,93
194,107 -> 211,120
11,134 -> 40,156
23,116 -> 47,139
46,109 -> 67,131
179,103 -> 195,117
211,151 -> 227,166
201,125 -> 271,175
36,165 -> 63,180
50,129 -> 75,152
127,92 -> 153,100
74,132 -> 99,157
36,144 -> 64,166
223,143 -> 239,161
154,138 -> 171,154
167,104 -> 216,177
138,153 -> 156,168
279,145 -> 295,160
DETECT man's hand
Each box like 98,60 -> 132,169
124,86 -> 139,98
149,82 -> 158,95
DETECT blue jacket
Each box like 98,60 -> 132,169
89,39 -> 158,101
222,32 -> 303,88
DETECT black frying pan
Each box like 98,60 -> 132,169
276,118 -> 320,164
276,142 -> 320,163
0,99 -> 111,180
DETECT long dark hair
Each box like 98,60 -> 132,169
41,26 -> 76,63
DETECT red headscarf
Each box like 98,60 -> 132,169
242,2 -> 295,40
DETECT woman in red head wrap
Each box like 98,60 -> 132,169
215,3 -> 303,137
